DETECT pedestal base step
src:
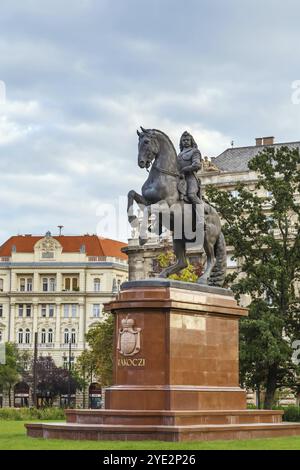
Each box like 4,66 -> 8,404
26,421 -> 300,442
65,409 -> 283,426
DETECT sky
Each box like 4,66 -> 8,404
1,0 -> 300,243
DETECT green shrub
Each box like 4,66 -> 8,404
283,406 -> 300,422
0,407 -> 65,421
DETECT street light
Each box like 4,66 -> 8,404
67,339 -> 72,408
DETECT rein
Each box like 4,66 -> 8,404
152,161 -> 179,178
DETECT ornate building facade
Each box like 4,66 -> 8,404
0,232 -> 128,407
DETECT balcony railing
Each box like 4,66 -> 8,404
60,343 -> 78,349
88,256 -> 127,265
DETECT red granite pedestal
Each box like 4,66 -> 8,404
26,280 -> 300,441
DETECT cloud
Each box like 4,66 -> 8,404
0,0 -> 300,242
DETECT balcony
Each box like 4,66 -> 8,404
60,343 -> 78,349
38,343 -> 55,349
88,256 -> 127,266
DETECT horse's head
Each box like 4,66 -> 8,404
137,127 -> 160,169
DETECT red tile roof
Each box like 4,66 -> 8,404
0,235 -> 128,260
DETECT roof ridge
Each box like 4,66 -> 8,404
218,140 -> 300,155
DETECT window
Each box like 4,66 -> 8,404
71,329 -> 76,344
18,304 -> 23,317
42,278 -> 48,292
112,278 -> 117,292
226,255 -> 238,268
26,304 -> 31,318
94,278 -> 101,292
20,278 -> 26,292
49,278 -> 56,292
64,276 -> 79,291
0,305 -> 3,318
71,304 -> 77,318
0,330 -> 2,343
63,355 -> 75,370
49,304 -> 55,318
41,329 -> 46,344
27,278 -> 32,292
48,329 -> 53,344
25,329 -> 30,344
64,305 -> 69,318
64,329 -> 69,344
0,279 -> 3,292
18,329 -> 23,344
41,305 -> 47,318
117,279 -> 121,291
93,304 -> 101,318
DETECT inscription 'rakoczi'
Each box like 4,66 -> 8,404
118,357 -> 146,367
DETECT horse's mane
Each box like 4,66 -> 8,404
151,129 -> 177,157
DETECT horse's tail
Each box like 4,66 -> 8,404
208,231 -> 227,287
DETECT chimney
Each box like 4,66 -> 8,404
255,136 -> 275,146
263,136 -> 275,146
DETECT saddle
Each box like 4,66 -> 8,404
177,176 -> 201,203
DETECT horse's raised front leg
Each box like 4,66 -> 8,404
127,190 -> 150,246
127,190 -> 147,225
159,239 -> 188,278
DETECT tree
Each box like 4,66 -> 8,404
78,314 -> 114,387
25,356 -> 81,407
206,146 -> 300,409
0,343 -> 29,407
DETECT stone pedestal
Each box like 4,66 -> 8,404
105,280 -> 247,411
26,280 -> 300,442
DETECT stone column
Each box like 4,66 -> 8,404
56,273 -> 62,292
55,303 -> 61,347
33,303 -> 38,337
9,303 -> 16,342
78,304 -> 85,347
33,272 -> 39,292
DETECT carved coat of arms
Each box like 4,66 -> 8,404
117,315 -> 141,357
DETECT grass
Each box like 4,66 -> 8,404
1,421 -> 300,450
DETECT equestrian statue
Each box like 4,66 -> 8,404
127,128 -> 227,287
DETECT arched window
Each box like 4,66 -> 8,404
65,278 -> 71,291
25,329 -> 30,344
94,278 -> 101,292
0,278 -> 3,292
48,329 -> 53,344
18,329 -> 23,344
71,329 -> 76,344
41,329 -> 46,344
64,329 -> 69,344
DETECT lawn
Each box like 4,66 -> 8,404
1,421 -> 300,450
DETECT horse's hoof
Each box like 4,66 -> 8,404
158,272 -> 168,279
139,237 -> 147,246
128,215 -> 138,226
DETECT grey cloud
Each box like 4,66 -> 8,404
1,0 -> 300,242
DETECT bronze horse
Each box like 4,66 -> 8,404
127,128 -> 227,286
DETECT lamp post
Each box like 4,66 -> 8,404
32,332 -> 38,408
67,339 -> 72,408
